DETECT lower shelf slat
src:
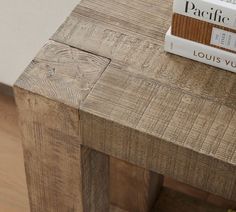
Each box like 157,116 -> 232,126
154,188 -> 227,212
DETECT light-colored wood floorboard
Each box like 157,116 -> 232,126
0,92 -> 29,212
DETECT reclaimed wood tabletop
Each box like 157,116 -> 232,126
13,0 -> 236,211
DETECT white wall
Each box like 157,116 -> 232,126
0,0 -> 80,86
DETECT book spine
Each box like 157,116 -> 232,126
173,0 -> 236,30
171,13 -> 236,53
165,28 -> 236,73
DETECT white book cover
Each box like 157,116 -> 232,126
165,28 -> 236,73
173,0 -> 236,30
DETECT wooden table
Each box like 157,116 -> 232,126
14,0 -> 236,211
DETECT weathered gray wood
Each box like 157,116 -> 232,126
15,40 -> 110,108
14,41 -> 110,212
53,1 -> 236,110
75,0 -> 172,39
14,88 -> 110,212
14,86 -> 157,212
80,62 -> 236,201
53,0 -> 236,201
14,27 -> 163,212
14,0 -> 236,208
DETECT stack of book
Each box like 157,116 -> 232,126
165,0 -> 236,73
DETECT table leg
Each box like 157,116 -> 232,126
14,87 -> 110,212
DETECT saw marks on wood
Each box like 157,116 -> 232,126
76,0 -> 172,39
15,41 -> 110,108
11,0 -> 236,208
53,0 -> 236,201
0,91 -> 234,211
80,61 -> 236,200
53,1 -> 236,110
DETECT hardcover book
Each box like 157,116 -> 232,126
172,13 -> 236,53
165,27 -> 236,73
173,0 -> 236,30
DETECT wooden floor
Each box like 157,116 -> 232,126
0,91 -> 235,212
0,92 -> 29,212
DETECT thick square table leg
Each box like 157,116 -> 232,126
110,158 -> 164,212
14,88 -> 109,212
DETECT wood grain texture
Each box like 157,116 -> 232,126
80,63 -> 236,201
13,87 -> 110,212
110,158 -> 163,212
76,0 -> 172,39
14,31 -> 162,212
53,1 -> 236,110
81,147 -> 110,212
15,40 -> 110,108
14,0 -> 236,207
14,87 -> 82,211
13,41 -> 111,211
53,0 -> 236,201
2,92 -> 235,212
